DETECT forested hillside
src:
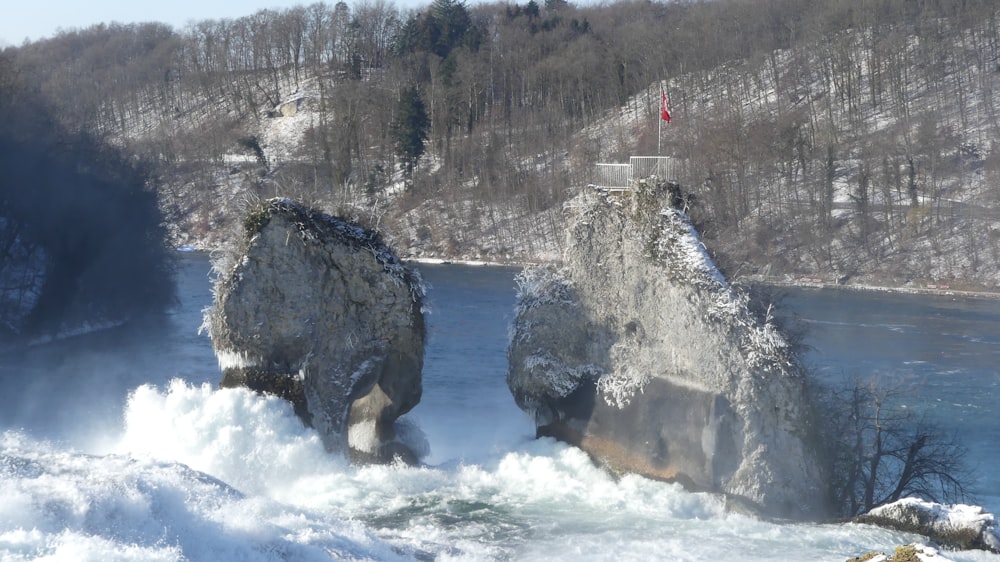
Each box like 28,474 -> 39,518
3,0 -> 1000,289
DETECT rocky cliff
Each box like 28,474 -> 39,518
507,182 -> 827,519
205,198 -> 426,464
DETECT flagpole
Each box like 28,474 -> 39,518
657,85 -> 662,155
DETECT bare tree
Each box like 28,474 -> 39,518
353,0 -> 401,73
822,378 -> 970,517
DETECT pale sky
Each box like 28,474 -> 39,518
0,0 -> 428,47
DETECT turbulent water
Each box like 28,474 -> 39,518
1,253 -> 998,561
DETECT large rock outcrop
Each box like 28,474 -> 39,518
206,198 -> 426,464
507,183 -> 827,519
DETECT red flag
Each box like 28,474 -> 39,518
660,92 -> 671,123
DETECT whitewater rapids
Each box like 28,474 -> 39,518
4,379 -> 997,561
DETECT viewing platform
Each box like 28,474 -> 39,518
591,156 -> 678,192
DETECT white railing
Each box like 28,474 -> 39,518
591,157 -> 678,192
592,163 -> 632,191
630,156 -> 675,181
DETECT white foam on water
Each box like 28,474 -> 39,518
109,380 -> 735,558
117,379 -> 345,500
5,379 -> 999,561
0,430 -> 409,562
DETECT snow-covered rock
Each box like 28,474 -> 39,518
205,198 -> 426,464
507,182 -> 827,520
856,498 -> 1000,553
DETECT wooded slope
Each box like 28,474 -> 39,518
4,0 -> 999,288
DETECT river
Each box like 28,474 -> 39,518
0,252 -> 997,561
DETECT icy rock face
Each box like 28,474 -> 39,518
856,498 -> 1000,553
206,198 -> 425,464
507,183 -> 826,519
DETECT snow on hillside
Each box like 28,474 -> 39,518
257,79 -> 325,164
153,74 -> 565,264
577,27 -> 1000,291
138,14 -> 1000,289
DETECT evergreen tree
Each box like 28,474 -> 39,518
392,86 -> 430,177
